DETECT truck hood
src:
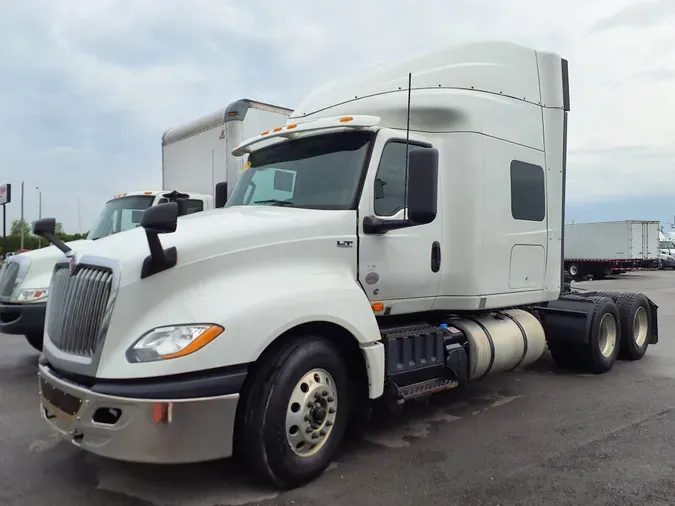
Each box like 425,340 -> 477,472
76,205 -> 356,285
13,239 -> 93,290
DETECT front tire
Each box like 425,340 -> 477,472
24,332 -> 43,352
237,335 -> 349,489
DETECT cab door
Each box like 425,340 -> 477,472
357,130 -> 442,312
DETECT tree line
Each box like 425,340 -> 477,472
1,219 -> 88,255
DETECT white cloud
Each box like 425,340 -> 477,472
1,0 -> 674,231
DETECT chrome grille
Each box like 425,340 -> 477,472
46,264 -> 114,357
0,262 -> 20,298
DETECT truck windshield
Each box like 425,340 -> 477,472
660,241 -> 675,249
226,131 -> 374,210
88,195 -> 155,240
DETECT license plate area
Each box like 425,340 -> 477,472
40,377 -> 83,418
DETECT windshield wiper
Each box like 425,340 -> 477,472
252,199 -> 294,207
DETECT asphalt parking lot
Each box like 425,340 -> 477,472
2,271 -> 675,506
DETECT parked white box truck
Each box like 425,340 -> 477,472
34,41 -> 659,490
0,99 -> 292,351
162,99 -> 293,199
564,220 -> 660,279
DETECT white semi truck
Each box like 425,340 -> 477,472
0,99 -> 292,351
33,41 -> 659,490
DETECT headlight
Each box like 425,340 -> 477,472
15,288 -> 49,303
126,324 -> 224,363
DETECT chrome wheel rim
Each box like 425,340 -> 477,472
598,313 -> 618,358
285,368 -> 338,457
633,306 -> 648,347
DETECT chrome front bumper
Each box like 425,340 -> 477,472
38,364 -> 240,464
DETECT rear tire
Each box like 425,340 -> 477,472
237,335 -> 350,489
577,296 -> 621,373
24,332 -> 43,352
615,292 -> 651,361
548,297 -> 620,374
591,291 -> 620,302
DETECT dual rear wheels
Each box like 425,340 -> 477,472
548,292 -> 652,373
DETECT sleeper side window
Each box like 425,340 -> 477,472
510,160 -> 545,222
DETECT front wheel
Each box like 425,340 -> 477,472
237,336 -> 349,489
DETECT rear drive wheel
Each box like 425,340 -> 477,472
549,297 -> 621,373
237,335 -> 349,489
568,263 -> 580,277
615,292 -> 651,361
592,291 -> 620,302
24,332 -> 43,352
577,296 -> 621,373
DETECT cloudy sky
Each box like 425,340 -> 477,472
1,0 -> 674,233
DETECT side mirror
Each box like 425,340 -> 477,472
32,217 -> 56,236
406,148 -> 438,225
32,218 -> 71,254
176,199 -> 188,216
141,202 -> 178,234
140,202 -> 179,279
215,182 -> 228,208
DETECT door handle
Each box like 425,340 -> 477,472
431,241 -> 441,272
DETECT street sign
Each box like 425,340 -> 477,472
0,184 -> 11,206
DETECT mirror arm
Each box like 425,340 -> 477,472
140,231 -> 177,279
363,216 -> 415,235
41,232 -> 71,254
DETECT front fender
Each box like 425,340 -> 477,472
97,262 -> 383,384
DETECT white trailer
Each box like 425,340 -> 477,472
564,220 -> 661,279
34,41 -> 659,490
162,99 -> 293,198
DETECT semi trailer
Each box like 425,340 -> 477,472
33,41 -> 658,490
0,99 -> 292,351
564,220 -> 661,279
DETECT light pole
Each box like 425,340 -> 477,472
36,186 -> 42,248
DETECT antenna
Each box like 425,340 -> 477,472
403,72 -> 412,220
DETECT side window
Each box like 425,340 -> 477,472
374,141 -> 424,217
510,160 -> 545,222
184,199 -> 204,215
